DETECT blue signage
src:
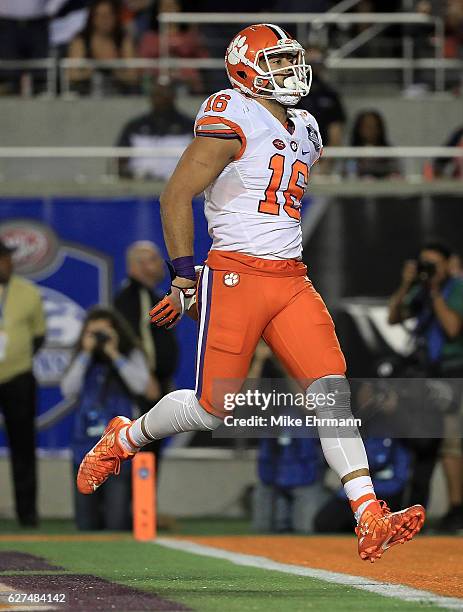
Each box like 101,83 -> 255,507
0,195 -> 311,449
0,196 -> 210,449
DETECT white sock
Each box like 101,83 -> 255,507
125,416 -> 151,448
343,475 -> 376,523
126,389 -> 222,446
118,425 -> 138,453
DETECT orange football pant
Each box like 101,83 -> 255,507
195,251 -> 346,418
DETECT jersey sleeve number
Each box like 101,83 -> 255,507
204,93 -> 231,113
258,154 -> 309,220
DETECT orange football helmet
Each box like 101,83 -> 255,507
225,23 -> 311,106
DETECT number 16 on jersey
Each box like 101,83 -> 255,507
259,154 -> 309,220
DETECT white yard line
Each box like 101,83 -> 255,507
156,537 -> 463,611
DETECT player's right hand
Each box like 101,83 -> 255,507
149,281 -> 196,330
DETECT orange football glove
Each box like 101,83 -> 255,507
149,284 -> 196,329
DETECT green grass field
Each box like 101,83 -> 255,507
0,520 -> 449,611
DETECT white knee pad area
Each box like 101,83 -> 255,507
143,389 -> 222,440
307,375 -> 369,479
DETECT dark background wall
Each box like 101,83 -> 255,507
305,195 -> 463,307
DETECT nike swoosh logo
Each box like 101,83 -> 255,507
302,150 -> 310,155
381,534 -> 394,550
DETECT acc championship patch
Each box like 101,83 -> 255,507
306,124 -> 321,152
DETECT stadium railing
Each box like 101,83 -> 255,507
0,58 -> 57,96
56,55 -> 463,96
1,147 -> 463,195
1,145 -> 460,159
157,11 -> 449,91
1,11 -> 462,97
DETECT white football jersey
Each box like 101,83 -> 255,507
194,88 -> 322,260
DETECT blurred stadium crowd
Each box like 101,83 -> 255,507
0,0 -> 462,95
0,0 -> 462,178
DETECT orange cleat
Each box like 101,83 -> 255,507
76,416 -> 137,495
356,500 -> 425,563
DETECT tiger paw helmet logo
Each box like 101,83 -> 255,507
226,35 -> 249,66
223,272 -> 240,287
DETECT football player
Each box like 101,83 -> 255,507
77,24 -> 425,561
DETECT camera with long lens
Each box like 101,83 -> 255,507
416,260 -> 436,284
92,330 -> 111,349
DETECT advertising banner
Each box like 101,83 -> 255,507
0,196 -> 210,449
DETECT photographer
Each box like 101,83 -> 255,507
61,307 -> 150,531
388,242 -> 463,523
388,242 -> 463,375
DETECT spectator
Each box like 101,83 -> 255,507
433,126 -> 463,179
254,436 -> 326,533
0,239 -> 46,527
115,80 -> 192,180
440,412 -> 463,531
121,0 -> 154,43
388,241 -> 463,511
67,0 -> 138,95
249,341 -> 327,533
50,1 -> 92,55
61,306 -> 150,530
314,438 -> 411,533
440,249 -> 463,532
345,110 -> 401,179
444,0 -> 463,59
0,1 -> 50,95
115,241 -> 182,532
114,240 -> 178,400
388,241 -> 463,376
298,45 -> 346,174
138,0 -> 209,94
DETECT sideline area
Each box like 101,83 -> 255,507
158,535 -> 463,607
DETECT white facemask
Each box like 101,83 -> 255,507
273,75 -> 312,105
